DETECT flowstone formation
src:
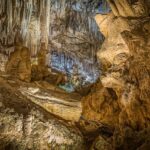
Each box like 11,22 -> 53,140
31,43 -> 49,81
0,77 -> 84,150
82,0 -> 150,149
0,0 -> 102,85
6,45 -> 31,82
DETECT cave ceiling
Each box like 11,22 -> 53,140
0,0 -> 110,83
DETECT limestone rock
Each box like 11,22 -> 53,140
0,106 -> 84,150
31,43 -> 50,81
0,78 -> 84,150
83,6 -> 150,149
91,136 -> 112,150
0,53 -> 8,72
5,46 -> 31,82
20,86 -> 82,122
82,82 -> 119,127
107,0 -> 149,17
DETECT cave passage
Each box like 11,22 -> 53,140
0,0 -> 150,150
0,0 -> 110,94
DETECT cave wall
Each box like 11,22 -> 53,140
0,0 -> 104,84
82,0 -> 150,149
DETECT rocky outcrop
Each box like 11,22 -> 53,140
0,105 -> 84,150
0,0 -> 150,149
31,43 -> 50,81
5,45 -> 31,82
91,136 -> 112,150
0,77 -> 84,150
20,85 -> 82,122
107,0 -> 149,17
0,0 -> 101,83
82,0 -> 150,149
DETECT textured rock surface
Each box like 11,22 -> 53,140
91,136 -> 112,150
0,77 -> 84,150
82,0 -> 150,149
0,0 -> 150,149
20,86 -> 82,122
5,45 -> 31,82
0,107 -> 84,150
0,0 -> 101,83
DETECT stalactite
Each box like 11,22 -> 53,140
0,0 -> 105,83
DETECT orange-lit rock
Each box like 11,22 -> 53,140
6,46 -> 31,82
82,1 -> 150,149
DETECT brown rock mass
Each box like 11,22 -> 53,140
82,1 -> 150,149
0,0 -> 150,149
6,46 -> 31,82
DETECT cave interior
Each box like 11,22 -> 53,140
0,0 -> 150,150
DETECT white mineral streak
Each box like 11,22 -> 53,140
40,0 -> 50,49
0,55 -> 7,72
0,0 -> 102,82
0,105 -> 84,149
7,0 -> 12,34
19,86 -> 82,122
21,0 -> 33,40
0,0 -> 101,54
0,0 -> 51,56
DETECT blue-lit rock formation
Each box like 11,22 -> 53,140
0,0 -> 110,84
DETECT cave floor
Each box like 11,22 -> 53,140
0,74 -> 105,149
0,74 -> 82,122
0,75 -> 86,149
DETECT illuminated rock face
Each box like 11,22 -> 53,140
0,0 -> 101,84
0,105 -> 84,150
0,0 -> 150,149
82,1 -> 150,149
5,46 -> 31,82
19,86 -> 82,122
0,78 -> 84,150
